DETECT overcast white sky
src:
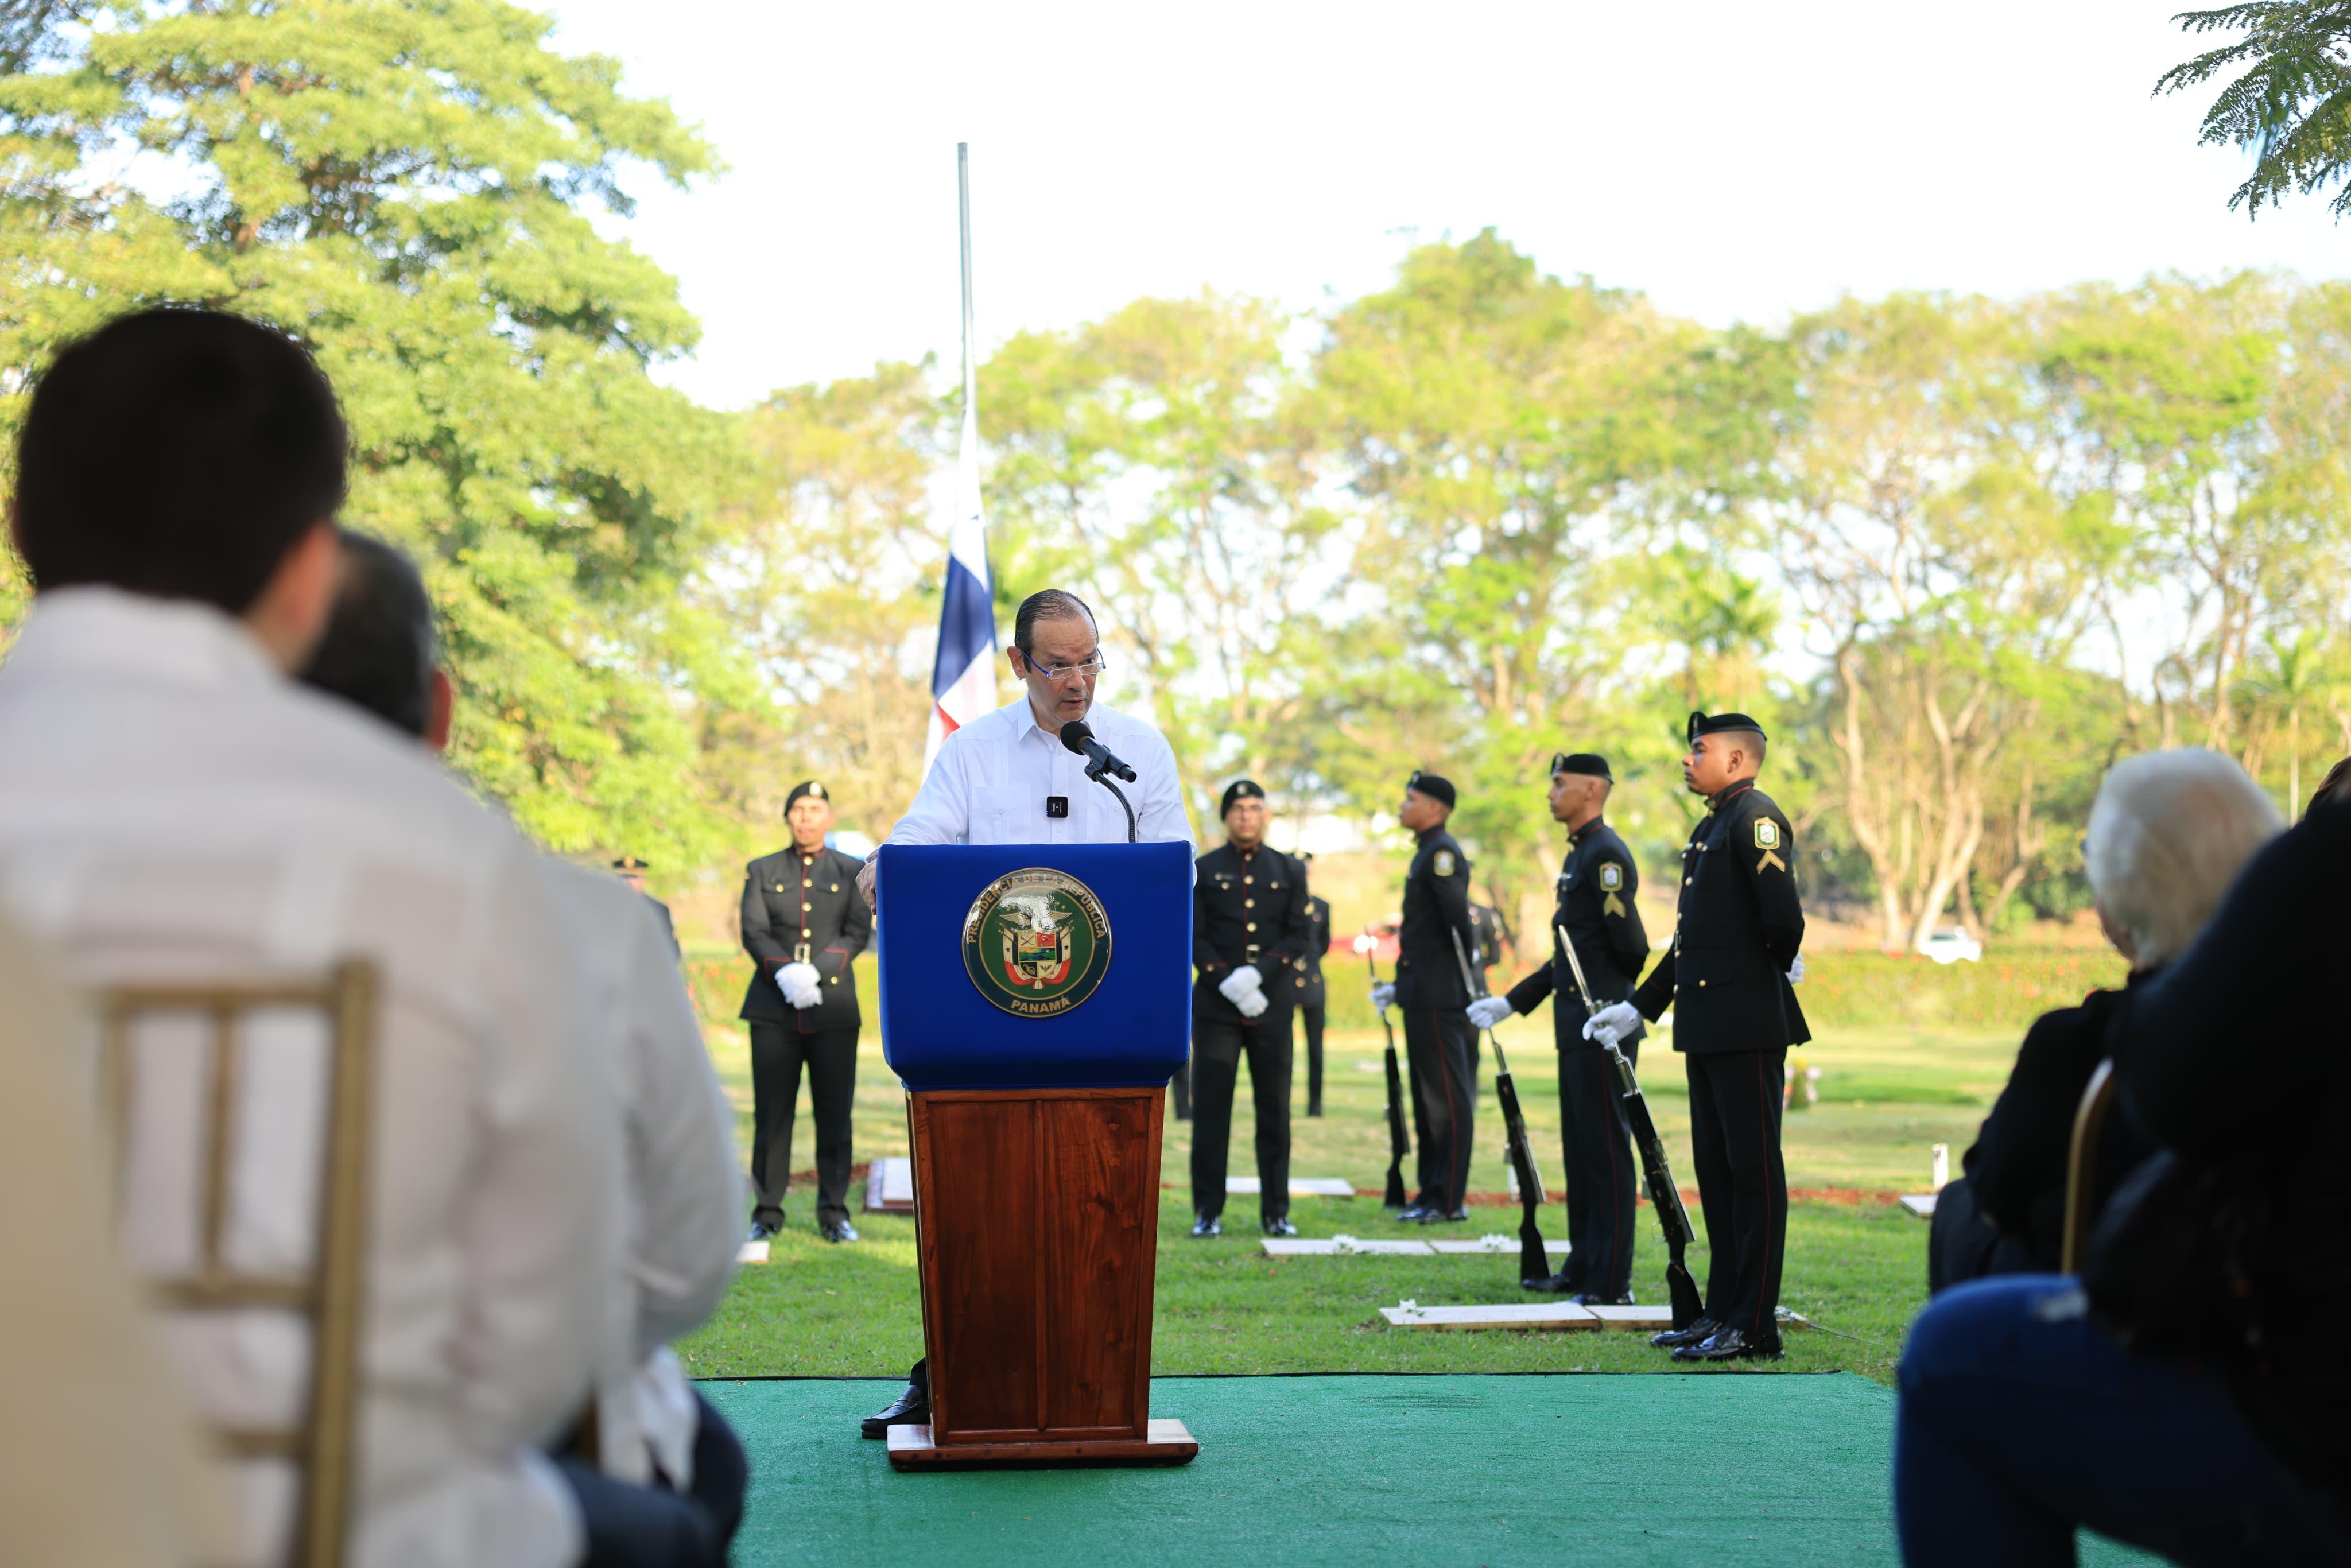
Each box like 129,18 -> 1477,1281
538,0 -> 2350,412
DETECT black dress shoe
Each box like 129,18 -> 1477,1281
746,1221 -> 779,1243
819,1217 -> 859,1243
1523,1270 -> 1584,1295
1573,1289 -> 1636,1306
1651,1315 -> 1718,1349
1396,1204 -> 1434,1222
1261,1217 -> 1298,1237
859,1381 -> 928,1439
1442,1208 -> 1469,1222
1190,1214 -> 1222,1238
1672,1326 -> 1783,1362
1307,1103 -> 1324,1118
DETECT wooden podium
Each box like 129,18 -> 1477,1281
876,843 -> 1198,1470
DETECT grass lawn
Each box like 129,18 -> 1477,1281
678,1010 -> 2018,1387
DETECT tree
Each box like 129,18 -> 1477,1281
983,292 -> 1341,830
705,363 -> 950,840
1309,231 -> 1702,930
0,0 -> 758,865
2158,3 -> 2351,218
1756,294 -> 2117,952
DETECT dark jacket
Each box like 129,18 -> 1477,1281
1293,894 -> 1330,1010
1631,778 -> 1807,1054
1965,979 -> 2154,1271
1193,841 -> 1311,1030
1394,826 -> 1476,1009
1504,816 -> 1650,1050
2114,800 -> 2351,1491
738,844 -> 871,1031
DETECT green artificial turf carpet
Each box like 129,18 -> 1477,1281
702,1373 -> 2162,1567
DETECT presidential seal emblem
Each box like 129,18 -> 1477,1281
962,867 -> 1114,1017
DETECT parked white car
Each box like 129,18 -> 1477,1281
1921,926 -> 1983,964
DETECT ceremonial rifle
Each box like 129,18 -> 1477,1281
1452,927 -> 1551,1289
1358,936 -> 1411,1209
1556,925 -> 1704,1329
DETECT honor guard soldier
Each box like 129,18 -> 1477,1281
1190,780 -> 1313,1237
1586,715 -> 1806,1360
611,855 -> 680,956
1369,771 -> 1478,1222
739,780 -> 873,1243
1469,754 -> 1650,1302
1295,860 -> 1331,1117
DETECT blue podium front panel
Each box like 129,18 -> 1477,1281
877,841 -> 1193,1090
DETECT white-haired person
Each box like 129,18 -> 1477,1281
1896,749 -> 2351,1565
1927,749 -> 2281,1291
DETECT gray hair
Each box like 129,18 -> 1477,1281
2084,748 -> 2282,969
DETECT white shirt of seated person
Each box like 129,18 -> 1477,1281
866,609 -> 1193,902
0,583 -> 618,1568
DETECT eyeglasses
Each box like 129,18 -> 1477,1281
1023,652 -> 1108,683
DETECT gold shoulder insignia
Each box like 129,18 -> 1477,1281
1753,818 -> 1780,850
1598,860 -> 1627,917
1598,862 -> 1623,891
1433,851 -> 1457,877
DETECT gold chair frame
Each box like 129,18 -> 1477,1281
2059,1057 -> 2119,1274
98,962 -> 377,1568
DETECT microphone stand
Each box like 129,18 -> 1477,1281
1087,762 -> 1138,843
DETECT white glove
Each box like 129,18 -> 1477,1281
1787,954 -> 1806,984
1370,981 -> 1396,1012
1467,996 -> 1513,1030
778,961 -> 821,1009
1582,1000 -> 1641,1047
1236,989 -> 1268,1019
1217,965 -> 1264,1007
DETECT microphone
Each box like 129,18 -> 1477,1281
1059,720 -> 1137,783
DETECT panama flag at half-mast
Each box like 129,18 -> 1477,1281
924,142 -> 997,774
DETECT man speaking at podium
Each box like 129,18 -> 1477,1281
853,587 -> 1194,1438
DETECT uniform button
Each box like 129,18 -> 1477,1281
1698,979 -> 1708,987
1246,922 -> 1257,932
830,976 -> 839,985
831,884 -> 839,892
1244,898 -> 1255,908
802,879 -> 812,888
801,927 -> 811,937
1685,878 -> 1692,886
802,902 -> 812,911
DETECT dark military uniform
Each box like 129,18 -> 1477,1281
1294,891 -> 1330,1116
1503,814 -> 1650,1298
739,841 -> 872,1229
1630,764 -> 1806,1348
1395,819 -> 1478,1216
1191,839 -> 1312,1225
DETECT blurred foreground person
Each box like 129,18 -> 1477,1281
739,780 -> 870,1243
1472,752 -> 1649,1303
1371,771 -> 1477,1222
1896,782 -> 2351,1565
851,587 -> 1194,1439
0,913 -> 235,1568
1930,750 -> 2280,1291
300,530 -> 747,1563
1586,713 -> 1805,1361
0,308 -> 616,1568
1189,780 -> 1310,1237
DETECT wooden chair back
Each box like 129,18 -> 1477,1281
97,962 -> 378,1568
2059,1057 -> 2119,1274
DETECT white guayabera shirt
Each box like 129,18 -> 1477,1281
0,588 -> 620,1568
887,697 -> 1195,852
540,859 -> 739,1490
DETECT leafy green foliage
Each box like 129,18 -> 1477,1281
2158,3 -> 2351,217
0,0 -> 763,866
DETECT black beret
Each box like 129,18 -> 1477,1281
1220,779 -> 1267,816
785,779 -> 831,812
1406,770 -> 1456,808
1687,712 -> 1767,745
1550,752 -> 1612,781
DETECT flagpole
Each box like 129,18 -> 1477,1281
959,141 -> 977,428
